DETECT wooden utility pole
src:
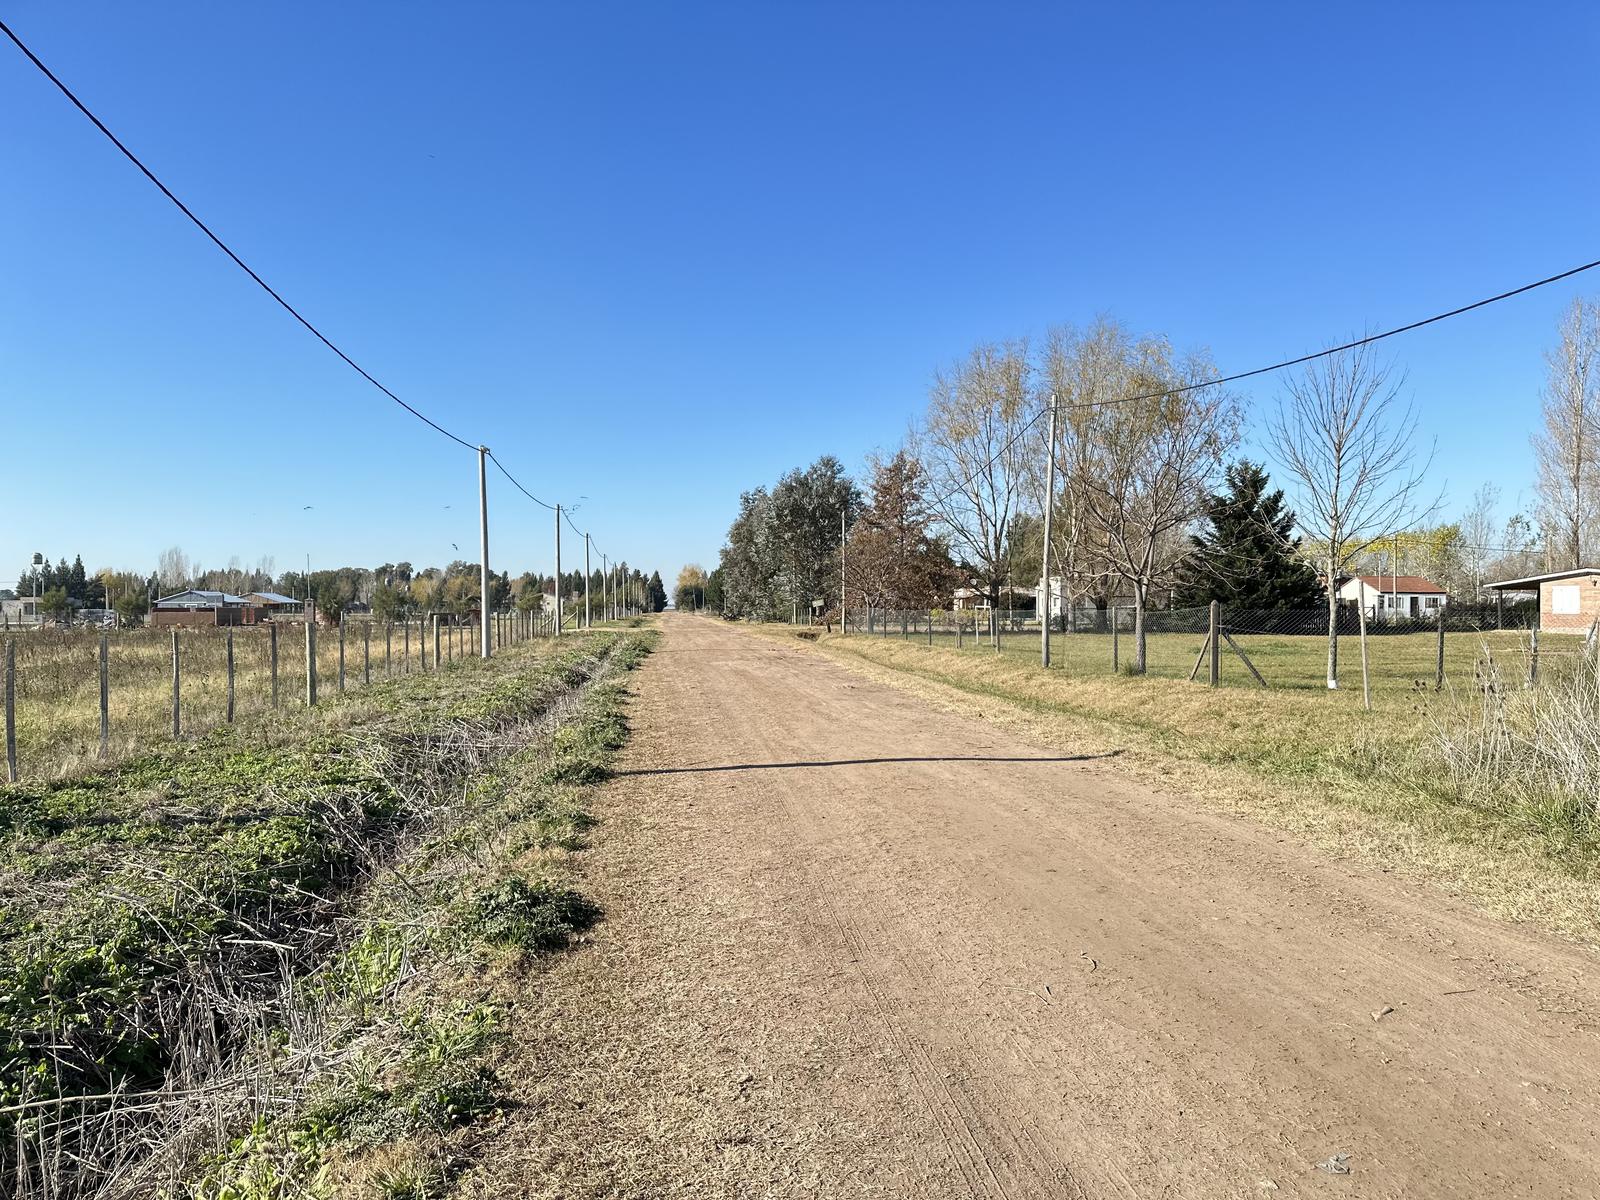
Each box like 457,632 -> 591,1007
840,508 -> 848,635
1040,395 -> 1058,668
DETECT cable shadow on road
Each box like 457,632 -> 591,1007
614,751 -> 1123,777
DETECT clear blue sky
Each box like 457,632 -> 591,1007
4,2 -> 1597,587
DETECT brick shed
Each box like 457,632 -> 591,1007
1487,569 -> 1600,634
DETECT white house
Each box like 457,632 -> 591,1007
1336,574 -> 1447,622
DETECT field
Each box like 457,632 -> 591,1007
0,622 -> 653,1199
844,616 -> 1554,693
4,616 -> 542,781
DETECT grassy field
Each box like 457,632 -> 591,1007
4,617 -> 551,781
758,620 -> 1600,942
0,623 -> 654,1198
846,620 -> 1554,693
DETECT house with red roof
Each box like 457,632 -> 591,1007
1335,574 -> 1447,623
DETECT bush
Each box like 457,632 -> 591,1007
465,877 -> 601,952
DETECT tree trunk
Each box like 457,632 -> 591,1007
1325,553 -> 1340,689
1133,580 -> 1148,674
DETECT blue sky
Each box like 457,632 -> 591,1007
4,2 -> 1598,587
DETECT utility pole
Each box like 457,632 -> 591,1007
584,533 -> 592,628
478,446 -> 492,658
840,508 -> 847,635
601,553 -> 609,622
1040,394 -> 1058,668
554,504 -> 563,637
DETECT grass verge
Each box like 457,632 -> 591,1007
0,628 -> 655,1199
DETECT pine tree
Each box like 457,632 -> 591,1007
68,555 -> 89,605
1172,460 -> 1323,609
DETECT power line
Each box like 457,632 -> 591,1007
486,451 -> 557,511
0,17 -> 477,450
922,255 -> 1600,516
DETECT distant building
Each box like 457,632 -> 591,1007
0,597 -> 42,628
1335,575 -> 1447,622
245,591 -> 303,616
1487,568 -> 1600,634
151,590 -> 261,627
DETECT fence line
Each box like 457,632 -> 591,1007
1,606 -> 573,782
816,601 -> 1569,696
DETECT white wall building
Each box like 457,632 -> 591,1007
1336,574 -> 1447,622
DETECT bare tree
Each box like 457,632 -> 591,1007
157,546 -> 190,594
1533,297 -> 1600,568
920,340 -> 1033,621
1063,325 -> 1239,671
1459,483 -> 1499,599
1267,343 -> 1432,689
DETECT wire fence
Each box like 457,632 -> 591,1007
2,609 -> 567,783
825,600 -> 1564,695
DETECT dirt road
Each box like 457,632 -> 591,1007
466,615 -> 1600,1198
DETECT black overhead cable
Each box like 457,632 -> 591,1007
923,255 -> 1600,516
1,19 -> 637,559
487,451 -> 557,511
0,18 -> 480,452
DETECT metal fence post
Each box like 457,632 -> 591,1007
385,623 -> 392,678
171,629 -> 182,738
1358,595 -> 1372,711
404,620 -> 411,674
270,622 -> 280,708
1529,625 -> 1539,687
338,614 -> 347,693
433,615 -> 441,670
6,638 -> 17,782
1112,606 -> 1120,673
99,633 -> 109,758
363,619 -> 371,686
226,630 -> 235,723
1436,609 -> 1445,689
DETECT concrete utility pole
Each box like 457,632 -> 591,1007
478,446 -> 492,658
584,533 -> 592,628
1040,395 -> 1059,668
554,504 -> 563,637
840,508 -> 848,635
601,553 -> 609,622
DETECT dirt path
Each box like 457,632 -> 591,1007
463,614 -> 1600,1199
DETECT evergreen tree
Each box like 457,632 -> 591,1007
647,570 -> 667,612
1172,460 -> 1323,609
68,556 -> 89,605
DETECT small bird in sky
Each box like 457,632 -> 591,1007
302,505 -> 313,510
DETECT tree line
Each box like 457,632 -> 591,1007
705,300 -> 1597,685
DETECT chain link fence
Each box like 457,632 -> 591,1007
827,599 -> 1556,693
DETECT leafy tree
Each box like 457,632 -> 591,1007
845,451 -> 960,614
38,587 -> 70,624
705,567 -> 726,613
114,592 -> 149,627
371,583 -> 408,623
1172,461 -> 1322,608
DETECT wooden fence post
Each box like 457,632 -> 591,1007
171,629 -> 182,738
99,633 -> 109,759
5,639 -> 17,783
338,614 -> 347,693
270,622 -> 280,708
433,616 -> 441,670
1209,601 -> 1220,688
363,619 -> 371,686
1436,609 -> 1446,689
226,631 -> 235,723
385,623 -> 392,678
404,620 -> 411,674
1529,625 -> 1540,687
1112,606 -> 1120,673
306,613 -> 318,707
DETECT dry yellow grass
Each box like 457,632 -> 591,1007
4,618 -> 527,779
744,621 -> 1600,945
